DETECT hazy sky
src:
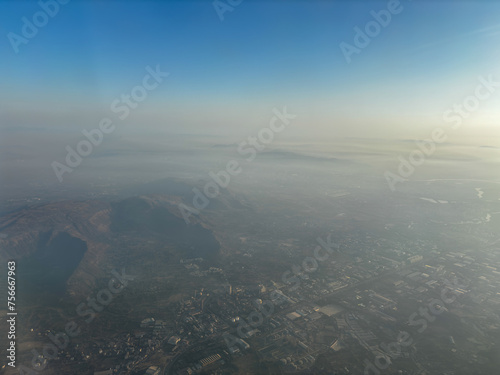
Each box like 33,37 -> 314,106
2,0 -> 500,144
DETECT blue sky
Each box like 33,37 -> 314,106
2,0 -> 500,143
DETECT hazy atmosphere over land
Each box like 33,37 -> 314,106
1,2 -> 500,375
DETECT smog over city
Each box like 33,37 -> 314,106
1,1 -> 500,375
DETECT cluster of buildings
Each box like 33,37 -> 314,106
32,229 -> 500,374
